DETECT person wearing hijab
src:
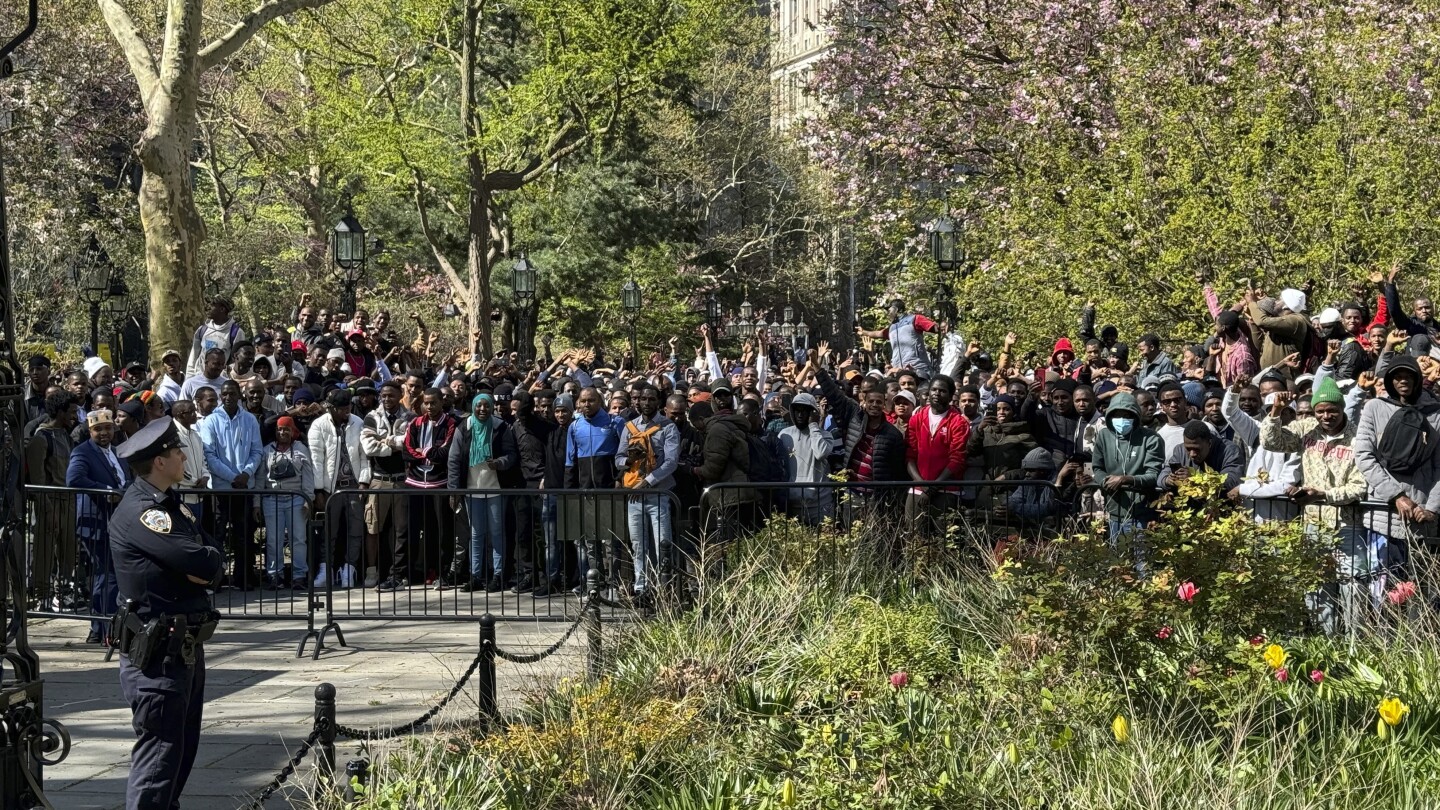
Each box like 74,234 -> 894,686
256,415 -> 315,589
448,393 -> 518,592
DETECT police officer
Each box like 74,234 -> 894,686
110,417 -> 224,810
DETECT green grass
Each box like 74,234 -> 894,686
342,516 -> 1440,810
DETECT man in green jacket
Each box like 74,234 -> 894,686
1090,392 -> 1165,544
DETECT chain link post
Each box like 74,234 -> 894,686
314,683 -> 337,786
478,614 -> 497,727
585,567 -> 602,682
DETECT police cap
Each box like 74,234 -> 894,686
115,416 -> 184,464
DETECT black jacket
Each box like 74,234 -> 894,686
511,414 -> 554,485
543,420 -> 569,489
696,413 -> 752,491
814,368 -> 908,481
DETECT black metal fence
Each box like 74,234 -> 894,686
20,478 -> 1440,656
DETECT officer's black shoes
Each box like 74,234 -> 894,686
458,577 -> 482,593
485,575 -> 505,593
531,580 -> 561,598
85,627 -> 103,644
510,578 -> 535,595
376,577 -> 407,592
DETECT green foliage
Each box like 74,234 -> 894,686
805,596 -> 955,687
1005,472 -> 1332,713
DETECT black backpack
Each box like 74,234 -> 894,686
1375,399 -> 1435,475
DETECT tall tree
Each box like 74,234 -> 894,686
97,0 -> 339,362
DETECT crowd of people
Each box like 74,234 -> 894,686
19,268 -> 1440,637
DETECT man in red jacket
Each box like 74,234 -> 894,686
905,375 -> 970,557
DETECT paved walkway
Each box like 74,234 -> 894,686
26,613 -> 585,809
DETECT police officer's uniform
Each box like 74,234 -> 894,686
109,417 -> 224,810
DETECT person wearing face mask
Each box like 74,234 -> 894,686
1090,391 -> 1164,546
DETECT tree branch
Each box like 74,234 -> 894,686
198,0 -> 336,72
410,168 -> 470,305
97,0 -> 160,104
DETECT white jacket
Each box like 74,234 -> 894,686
307,413 -> 372,492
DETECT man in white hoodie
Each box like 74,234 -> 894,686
186,296 -> 246,375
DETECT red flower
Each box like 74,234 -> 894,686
1309,670 -> 1325,684
1387,581 -> 1418,606
1176,582 -> 1199,603
1274,667 -> 1289,683
1248,635 -> 1265,647
1155,626 -> 1173,640
889,671 -> 909,689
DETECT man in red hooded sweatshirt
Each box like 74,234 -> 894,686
1035,338 -> 1080,388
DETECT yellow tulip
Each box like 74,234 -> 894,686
781,778 -> 796,806
1006,742 -> 1019,765
1379,697 -> 1410,728
1262,644 -> 1286,670
1111,714 -> 1130,743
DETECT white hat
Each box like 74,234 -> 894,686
1280,288 -> 1307,314
1263,392 -> 1295,411
892,389 -> 917,405
1317,307 -> 1341,325
83,356 -> 110,380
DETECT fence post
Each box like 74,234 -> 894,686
314,683 -> 337,786
585,567 -> 602,682
478,614 -> 497,727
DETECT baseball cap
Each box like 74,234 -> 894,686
709,379 -> 733,395
326,348 -> 345,360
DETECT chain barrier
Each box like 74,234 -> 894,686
489,600 -> 592,664
241,717 -> 328,810
333,647 -> 488,741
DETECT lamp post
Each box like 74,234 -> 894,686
73,238 -> 109,351
705,293 -> 723,338
796,319 -> 810,351
511,255 -> 537,363
107,280 -> 129,363
330,210 -> 367,316
621,279 -> 642,361
928,213 -> 966,322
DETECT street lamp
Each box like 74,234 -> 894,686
796,320 -> 810,350
511,255 -> 537,363
705,293 -> 722,337
929,213 -> 966,323
621,279 -> 642,361
73,237 -> 110,351
331,210 -> 367,315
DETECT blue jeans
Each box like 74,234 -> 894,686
262,493 -> 309,579
466,495 -> 506,579
626,492 -> 672,593
1108,518 -> 1148,573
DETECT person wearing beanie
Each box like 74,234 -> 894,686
309,389 -> 372,590
256,414 -> 314,589
967,393 -> 1038,486
1260,377 -> 1371,634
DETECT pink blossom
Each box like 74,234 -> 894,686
1176,582 -> 1199,603
889,671 -> 909,689
1387,581 -> 1418,606
1155,625 -> 1172,640
1274,667 -> 1289,683
1309,670 -> 1325,684
1249,635 -> 1265,647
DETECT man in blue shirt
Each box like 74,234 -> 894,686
565,387 -> 625,589
199,380 -> 263,588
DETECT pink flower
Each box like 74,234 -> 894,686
889,671 -> 909,689
1249,635 -> 1266,647
1387,581 -> 1418,606
1274,667 -> 1289,683
1310,670 -> 1325,684
1155,626 -> 1173,640
1176,582 -> 1199,603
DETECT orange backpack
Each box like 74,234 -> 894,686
623,421 -> 661,488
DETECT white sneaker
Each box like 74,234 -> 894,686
339,564 -> 357,589
363,566 -> 379,588
313,564 -> 329,588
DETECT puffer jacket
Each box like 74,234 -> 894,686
814,368 -> 909,481
697,412 -> 754,503
1089,392 -> 1165,522
1353,355 -> 1440,536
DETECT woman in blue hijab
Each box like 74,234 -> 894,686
447,393 -> 518,592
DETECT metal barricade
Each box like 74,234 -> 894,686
312,487 -> 684,630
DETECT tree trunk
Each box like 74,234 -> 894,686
136,132 -> 206,366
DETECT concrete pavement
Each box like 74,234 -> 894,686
24,613 -> 586,808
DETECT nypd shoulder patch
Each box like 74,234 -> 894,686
140,509 -> 172,534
